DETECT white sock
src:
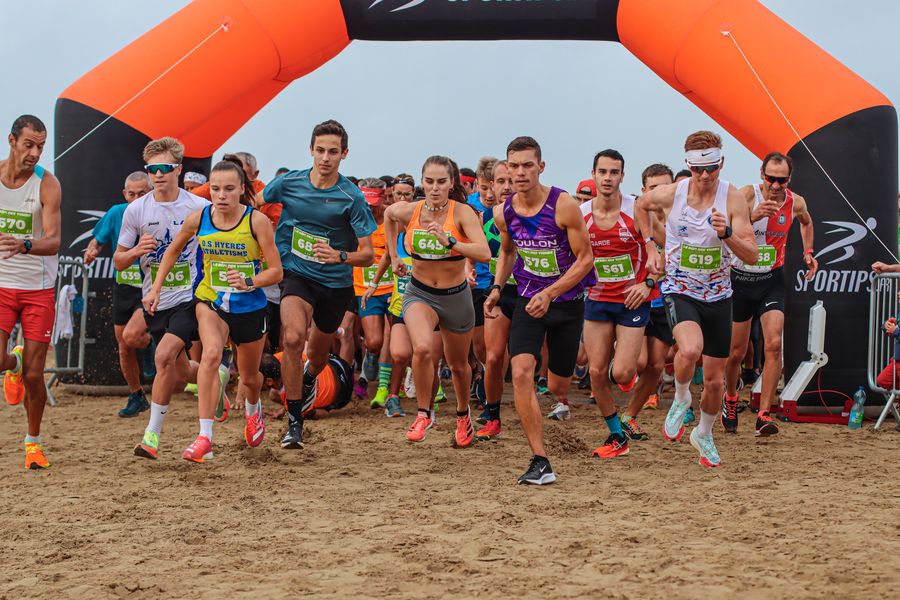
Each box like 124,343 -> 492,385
24,434 -> 41,444
199,418 -> 214,441
146,402 -> 168,434
697,410 -> 716,437
674,380 -> 692,405
245,400 -> 260,417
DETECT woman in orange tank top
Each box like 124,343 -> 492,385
384,156 -> 490,447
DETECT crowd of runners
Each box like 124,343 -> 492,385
2,114 -> 831,484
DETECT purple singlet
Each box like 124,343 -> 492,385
502,187 -> 596,301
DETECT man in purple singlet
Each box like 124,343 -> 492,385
484,136 -> 595,485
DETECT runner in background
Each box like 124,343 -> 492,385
0,115 -> 61,470
353,178 -> 395,409
83,171 -> 152,417
723,152 -> 817,436
478,159 -> 516,440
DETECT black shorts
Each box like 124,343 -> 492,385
645,305 -> 675,346
280,271 -> 354,334
498,284 -> 517,321
266,301 -> 281,350
509,297 -> 584,377
731,267 -> 785,322
663,294 -> 732,359
113,283 -> 143,326
144,300 -> 197,350
203,303 -> 268,345
472,287 -> 488,327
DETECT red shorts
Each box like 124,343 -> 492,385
876,359 -> 900,390
0,287 -> 56,343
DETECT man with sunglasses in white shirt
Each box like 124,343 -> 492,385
636,130 -> 758,468
115,137 -> 209,460
722,152 -> 817,437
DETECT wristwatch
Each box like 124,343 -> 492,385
718,225 -> 733,240
22,239 -> 32,254
644,277 -> 656,289
489,284 -> 502,294
339,250 -> 348,263
445,235 -> 458,250
243,276 -> 255,291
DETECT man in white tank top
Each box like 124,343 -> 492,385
0,115 -> 62,470
635,130 -> 758,468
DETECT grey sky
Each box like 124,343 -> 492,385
2,1 -> 898,194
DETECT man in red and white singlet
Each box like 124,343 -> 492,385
722,152 -> 817,436
580,150 -> 659,459
0,115 -> 62,470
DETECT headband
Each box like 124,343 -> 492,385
685,147 -> 723,166
460,175 -> 476,185
184,171 -> 207,185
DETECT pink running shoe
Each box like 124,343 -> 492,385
182,435 -> 213,463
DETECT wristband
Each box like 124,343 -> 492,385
804,249 -> 814,255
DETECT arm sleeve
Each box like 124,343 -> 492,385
262,176 -> 284,204
116,203 -> 139,249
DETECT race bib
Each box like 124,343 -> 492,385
396,276 -> 411,296
518,248 -> 560,277
150,261 -> 192,292
741,244 -> 776,272
363,265 -> 393,286
116,264 -> 142,287
210,260 -> 255,292
489,257 -> 516,285
679,244 -> 721,273
291,227 -> 329,263
0,208 -> 33,237
410,229 -> 449,259
594,255 -> 635,282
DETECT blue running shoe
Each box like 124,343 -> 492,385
683,406 -> 696,426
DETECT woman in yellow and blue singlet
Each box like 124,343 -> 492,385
146,161 -> 282,462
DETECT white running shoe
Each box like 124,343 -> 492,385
689,428 -> 721,467
663,398 -> 690,441
404,368 -> 416,399
547,402 -> 571,421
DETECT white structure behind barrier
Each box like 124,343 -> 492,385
44,258 -> 93,406
866,273 -> 900,429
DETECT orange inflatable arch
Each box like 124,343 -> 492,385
55,0 -> 897,404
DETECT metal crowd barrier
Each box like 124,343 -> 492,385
44,257 -> 93,406
866,273 -> 900,429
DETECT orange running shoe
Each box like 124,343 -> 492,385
4,345 -> 24,406
24,442 -> 50,470
244,410 -> 265,447
133,430 -> 159,460
455,411 -> 475,448
642,394 -> 659,410
182,435 -> 213,463
591,434 -> 630,458
406,412 -> 431,442
475,419 -> 501,441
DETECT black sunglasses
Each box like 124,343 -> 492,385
763,174 -> 790,185
689,164 -> 721,175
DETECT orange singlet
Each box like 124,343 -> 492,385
404,200 -> 469,262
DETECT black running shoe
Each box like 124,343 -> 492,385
281,421 -> 304,449
755,412 -> 779,436
118,391 -> 150,418
517,456 -> 556,485
721,395 -> 739,433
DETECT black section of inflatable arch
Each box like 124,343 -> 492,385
341,0 -> 620,42
54,99 -> 210,385
783,105 -> 898,407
